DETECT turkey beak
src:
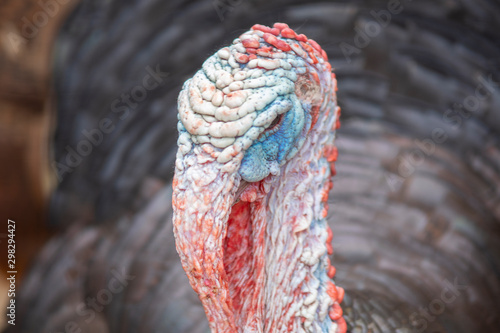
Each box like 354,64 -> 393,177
172,154 -> 241,331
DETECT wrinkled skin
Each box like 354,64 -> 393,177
172,23 -> 345,333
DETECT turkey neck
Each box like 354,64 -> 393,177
221,105 -> 343,332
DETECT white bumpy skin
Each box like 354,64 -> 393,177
172,23 -> 345,333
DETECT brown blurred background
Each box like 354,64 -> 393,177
0,0 -> 78,327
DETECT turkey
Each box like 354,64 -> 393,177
8,0 -> 500,333
172,23 -> 344,332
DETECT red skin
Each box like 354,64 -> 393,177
223,199 -> 266,329
263,33 -> 292,52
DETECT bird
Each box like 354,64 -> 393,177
8,0 -> 500,333
171,23 -> 345,332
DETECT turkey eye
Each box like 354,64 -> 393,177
268,114 -> 283,131
257,113 -> 284,141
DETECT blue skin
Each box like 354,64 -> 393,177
239,94 -> 313,182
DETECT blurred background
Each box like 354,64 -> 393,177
0,0 -> 79,327
1,0 -> 500,332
